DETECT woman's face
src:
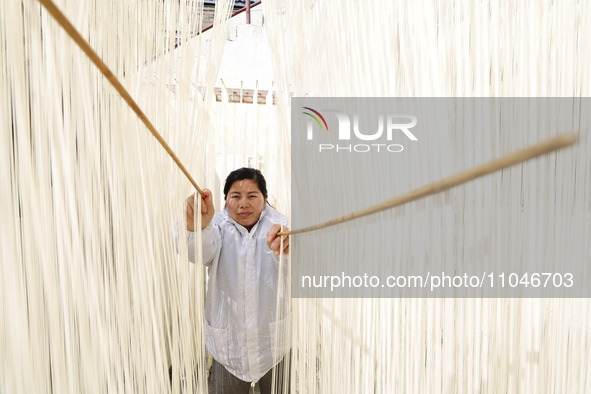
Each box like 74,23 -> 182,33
226,179 -> 267,231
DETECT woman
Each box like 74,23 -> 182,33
184,167 -> 290,394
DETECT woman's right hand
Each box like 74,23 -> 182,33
185,189 -> 214,231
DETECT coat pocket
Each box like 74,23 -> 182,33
204,320 -> 229,360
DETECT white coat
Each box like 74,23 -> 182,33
184,205 -> 290,382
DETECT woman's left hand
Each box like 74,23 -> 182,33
267,224 -> 290,257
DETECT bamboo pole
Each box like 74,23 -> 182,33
279,132 -> 578,236
36,0 -> 205,197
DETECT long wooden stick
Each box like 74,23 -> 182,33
37,0 -> 204,198
278,132 -> 578,236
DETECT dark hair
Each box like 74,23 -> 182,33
223,167 -> 268,201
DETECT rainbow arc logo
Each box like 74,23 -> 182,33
302,107 -> 328,131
